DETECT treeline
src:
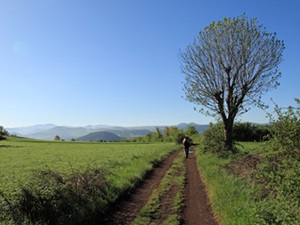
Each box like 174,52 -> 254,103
233,122 -> 270,142
127,125 -> 199,144
127,122 -> 270,144
0,123 -> 270,144
0,126 -> 9,140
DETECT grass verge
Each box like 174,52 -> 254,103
195,144 -> 257,225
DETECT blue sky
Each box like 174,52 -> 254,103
1,0 -> 299,128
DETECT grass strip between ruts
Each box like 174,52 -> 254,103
133,151 -> 186,225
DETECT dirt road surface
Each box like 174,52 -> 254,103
103,148 -> 218,225
103,150 -> 180,224
182,148 -> 218,224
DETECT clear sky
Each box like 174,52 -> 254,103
1,0 -> 299,128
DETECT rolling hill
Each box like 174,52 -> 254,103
76,131 -> 122,142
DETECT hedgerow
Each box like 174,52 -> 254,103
253,98 -> 300,224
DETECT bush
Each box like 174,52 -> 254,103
202,123 -> 224,152
267,98 -> 300,151
233,122 -> 270,142
253,98 -> 300,224
0,126 -> 8,140
202,123 -> 238,157
254,153 -> 300,224
1,167 -> 111,225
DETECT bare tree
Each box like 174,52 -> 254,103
179,14 -> 285,148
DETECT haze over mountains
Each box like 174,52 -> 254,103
7,123 -> 209,141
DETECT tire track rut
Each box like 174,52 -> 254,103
182,148 -> 218,224
103,148 -> 218,225
103,150 -> 180,224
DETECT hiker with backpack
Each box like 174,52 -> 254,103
182,136 -> 191,158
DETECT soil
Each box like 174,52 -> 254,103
223,154 -> 261,179
102,147 -> 219,225
102,150 -> 180,224
182,148 -> 218,225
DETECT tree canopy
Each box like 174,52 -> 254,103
179,14 -> 285,148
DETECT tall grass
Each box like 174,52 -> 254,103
196,144 -> 257,225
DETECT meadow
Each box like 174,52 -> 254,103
0,137 -> 179,224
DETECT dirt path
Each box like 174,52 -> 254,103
182,148 -> 218,225
103,150 -> 180,224
103,148 -> 218,225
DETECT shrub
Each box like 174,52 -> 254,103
233,122 -> 270,142
0,126 -> 8,140
253,98 -> 300,224
202,123 -> 238,157
1,167 -> 110,225
267,98 -> 300,151
254,153 -> 300,224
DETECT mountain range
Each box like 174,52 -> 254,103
7,123 -> 209,141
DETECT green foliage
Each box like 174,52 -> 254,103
1,168 -> 110,225
196,147 -> 256,225
197,99 -> 300,224
54,135 -> 61,141
202,123 -> 238,157
233,122 -> 270,142
167,127 -> 185,144
267,98 -> 300,151
254,153 -> 300,224
0,126 -> 8,140
202,122 -> 270,156
253,99 -> 300,224
129,126 -> 185,144
180,14 -> 284,148
128,125 -> 202,145
185,125 -> 198,136
180,14 -> 284,116
144,127 -> 164,142
202,123 -> 225,153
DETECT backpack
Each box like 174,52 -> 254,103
183,138 -> 190,147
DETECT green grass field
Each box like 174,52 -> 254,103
0,137 -> 178,194
1,138 -> 179,219
0,137 -> 179,224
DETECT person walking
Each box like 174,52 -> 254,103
182,136 -> 190,158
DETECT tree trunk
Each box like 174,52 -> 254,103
224,119 -> 234,148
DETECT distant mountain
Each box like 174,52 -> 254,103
83,124 -> 115,130
7,124 -> 56,135
177,123 -> 209,135
7,125 -> 153,140
26,126 -> 90,140
104,128 -> 151,138
76,131 -> 122,142
6,122 -> 209,140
